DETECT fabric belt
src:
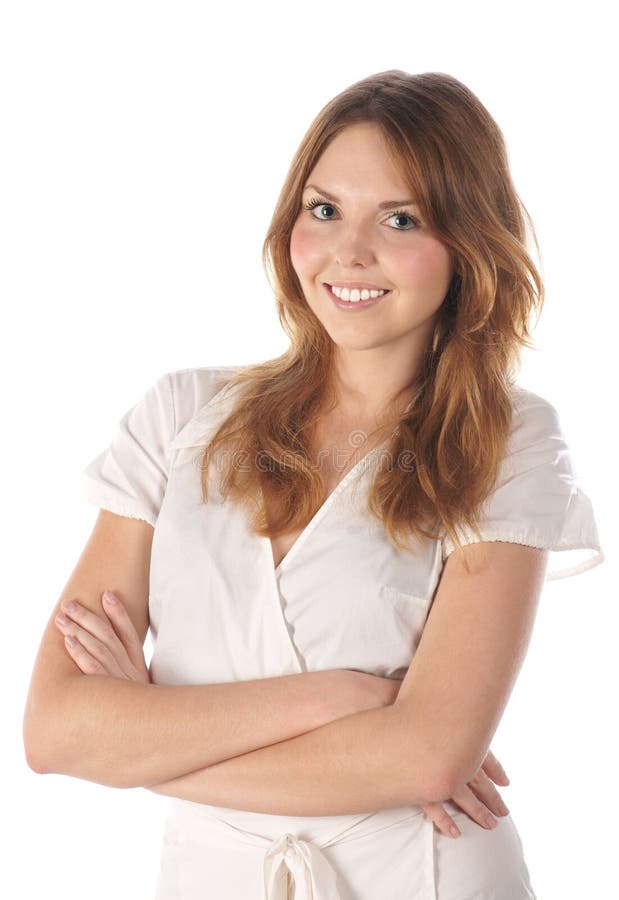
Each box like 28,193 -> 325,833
262,817 -> 436,900
163,798 -> 438,899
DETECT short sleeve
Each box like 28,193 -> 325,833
440,390 -> 605,581
80,372 -> 176,528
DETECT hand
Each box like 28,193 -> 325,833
421,748 -> 511,838
54,591 -> 151,684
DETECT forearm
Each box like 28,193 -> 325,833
39,670 -> 345,789
147,704 -> 439,816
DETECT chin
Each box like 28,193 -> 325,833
325,331 -> 389,352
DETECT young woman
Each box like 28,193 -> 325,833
24,70 -> 603,899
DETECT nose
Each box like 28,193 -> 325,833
334,229 -> 376,269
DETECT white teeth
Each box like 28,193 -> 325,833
330,285 -> 387,302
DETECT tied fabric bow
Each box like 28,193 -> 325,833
263,832 -> 342,900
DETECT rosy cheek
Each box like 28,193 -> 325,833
399,240 -> 453,292
290,220 -> 323,272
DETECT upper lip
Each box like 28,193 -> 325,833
325,281 -> 390,291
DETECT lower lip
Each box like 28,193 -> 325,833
323,283 -> 391,310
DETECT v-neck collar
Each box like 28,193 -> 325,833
269,437 -> 391,575
170,369 -> 415,576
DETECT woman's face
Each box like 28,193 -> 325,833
290,122 -> 454,359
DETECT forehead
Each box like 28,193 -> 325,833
304,123 -> 412,196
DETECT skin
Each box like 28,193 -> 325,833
54,595 -> 511,836
290,120 -> 454,426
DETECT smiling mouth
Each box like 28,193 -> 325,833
323,282 -> 391,309
325,283 -> 391,300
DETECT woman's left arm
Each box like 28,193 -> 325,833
146,715 -> 510,829
54,587 -> 514,829
149,703 -> 424,815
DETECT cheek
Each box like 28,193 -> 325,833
397,238 -> 453,293
290,219 -> 325,276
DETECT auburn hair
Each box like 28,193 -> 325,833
197,70 -> 544,572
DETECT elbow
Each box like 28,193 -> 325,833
24,743 -> 48,775
421,767 -> 459,805
401,757 -> 458,806
23,700 -> 48,774
23,686 -> 81,778
23,708 -> 60,775
394,710 -> 460,805
425,758 -> 480,804
23,720 -> 52,775
23,724 -> 129,788
24,694 -> 134,789
408,747 -> 467,805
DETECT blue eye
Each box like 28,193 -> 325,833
302,197 -> 419,230
387,209 -> 419,230
303,199 -> 337,220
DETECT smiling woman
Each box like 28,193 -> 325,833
24,69 -> 604,900
291,121 -> 454,364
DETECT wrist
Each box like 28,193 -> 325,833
318,669 -> 367,724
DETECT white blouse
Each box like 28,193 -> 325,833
80,365 -> 604,899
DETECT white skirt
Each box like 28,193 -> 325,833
154,797 -> 537,899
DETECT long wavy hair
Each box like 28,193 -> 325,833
198,70 -> 544,571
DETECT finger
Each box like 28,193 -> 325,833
62,633 -> 111,676
55,617 -> 126,678
451,773 -> 509,830
58,601 -> 132,675
421,803 -> 461,839
450,782 -> 500,830
482,748 -> 510,785
470,767 -> 510,817
101,592 -> 147,672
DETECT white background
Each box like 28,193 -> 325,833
3,1 -> 616,897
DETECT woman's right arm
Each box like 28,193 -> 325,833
23,509 -> 395,790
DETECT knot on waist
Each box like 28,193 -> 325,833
263,832 -> 341,899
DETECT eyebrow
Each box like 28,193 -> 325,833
303,183 -> 419,210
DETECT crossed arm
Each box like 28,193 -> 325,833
145,541 -> 547,816
42,541 -> 546,819
145,703 -> 433,816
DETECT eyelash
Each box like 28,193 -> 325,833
302,197 -> 420,230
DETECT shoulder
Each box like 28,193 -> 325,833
506,384 -> 565,457
509,383 -> 560,420
158,364 -> 246,450
162,364 -> 244,430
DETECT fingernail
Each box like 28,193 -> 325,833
499,802 -> 510,816
486,814 -> 498,828
449,825 -> 461,838
103,591 -> 117,605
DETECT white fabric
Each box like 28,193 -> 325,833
80,365 -> 604,898
440,387 -> 604,580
